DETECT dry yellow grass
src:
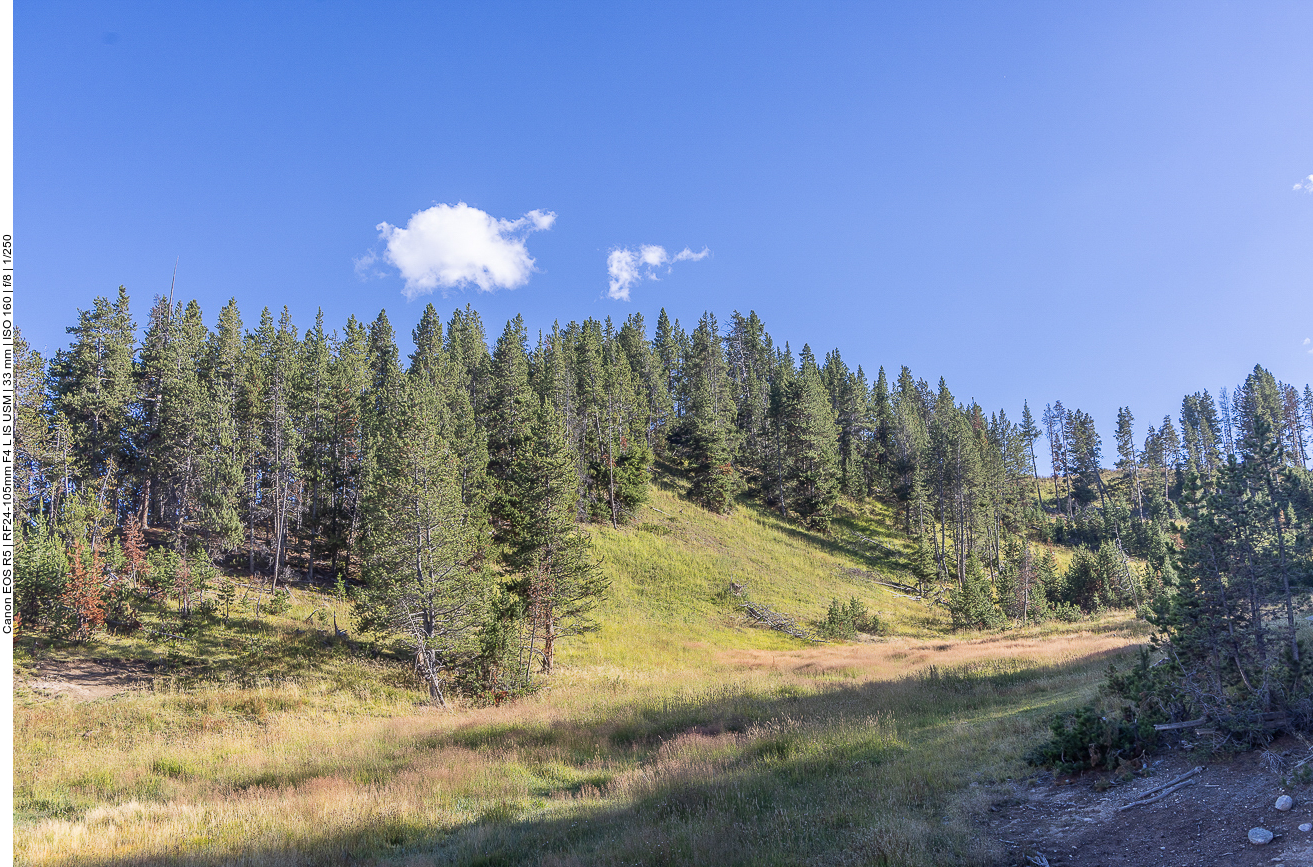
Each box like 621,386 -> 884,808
16,614 -> 1146,866
16,475 -> 1149,865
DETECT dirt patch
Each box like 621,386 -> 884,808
18,658 -> 156,700
991,737 -> 1313,866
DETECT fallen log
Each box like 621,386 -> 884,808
845,567 -> 920,596
1117,766 -> 1203,811
738,601 -> 817,642
846,530 -> 899,556
1117,778 -> 1198,811
1153,717 -> 1207,732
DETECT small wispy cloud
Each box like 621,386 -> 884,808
1294,175 -> 1313,193
606,245 -> 710,300
364,202 -> 556,299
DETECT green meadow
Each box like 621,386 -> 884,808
15,477 -> 1146,866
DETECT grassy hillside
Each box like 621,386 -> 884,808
14,476 -> 1148,867
566,468 -> 935,671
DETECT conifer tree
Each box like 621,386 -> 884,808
1115,407 -> 1144,520
445,304 -> 491,420
154,300 -> 210,545
866,366 -> 894,495
679,313 -> 740,513
821,350 -> 868,498
14,329 -> 51,522
946,554 -> 1004,630
653,309 -> 687,423
237,311 -> 272,577
62,541 -> 106,642
325,316 -> 370,580
724,310 -> 774,494
50,286 -> 137,517
1043,402 -> 1071,514
1020,402 -> 1045,510
265,308 -> 302,589
595,319 -> 649,525
780,346 -> 841,531
486,315 -> 538,540
1156,416 -> 1182,501
503,398 -> 607,677
198,299 -> 246,550
410,304 -> 488,511
296,310 -> 334,583
618,312 -> 673,451
134,292 -> 174,529
354,374 -> 488,705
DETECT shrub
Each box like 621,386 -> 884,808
946,555 -> 1005,630
816,596 -> 882,640
1027,705 -> 1157,774
265,589 -> 292,616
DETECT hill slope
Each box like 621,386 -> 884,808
567,469 -> 931,670
14,479 -> 1148,867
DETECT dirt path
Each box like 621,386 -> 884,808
17,658 -> 155,700
992,737 -> 1313,866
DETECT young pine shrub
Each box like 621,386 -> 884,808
946,556 -> 1005,631
817,596 -> 883,640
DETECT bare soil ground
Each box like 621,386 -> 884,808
16,658 -> 156,700
992,736 -> 1313,866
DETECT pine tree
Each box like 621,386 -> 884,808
1114,407 -> 1144,520
410,304 -> 488,512
889,367 -> 929,534
198,299 -> 245,550
821,349 -> 868,498
1281,383 -> 1308,469
1043,402 -> 1071,515
618,311 -> 673,452
237,311 -> 272,577
597,319 -> 649,525
946,554 -> 1004,630
50,286 -> 137,522
1157,416 -> 1181,501
296,310 -> 333,583
445,304 -> 491,421
133,292 -> 173,529
265,308 -> 302,590
154,300 -> 209,545
503,398 -> 607,678
325,316 -> 370,581
1020,401 -> 1045,511
14,328 -> 52,522
652,308 -> 685,426
780,346 -> 841,531
866,366 -> 894,495
679,313 -> 740,513
724,310 -> 774,494
354,374 -> 489,705
486,315 -> 538,541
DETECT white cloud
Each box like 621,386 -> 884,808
606,244 -> 710,300
1305,337 -> 1311,345
370,202 -> 555,298
1294,175 -> 1313,193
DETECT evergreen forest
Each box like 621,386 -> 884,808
15,287 -> 1313,703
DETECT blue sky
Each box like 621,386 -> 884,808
17,2 -> 1313,455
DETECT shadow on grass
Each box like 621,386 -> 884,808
60,647 -> 1140,867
